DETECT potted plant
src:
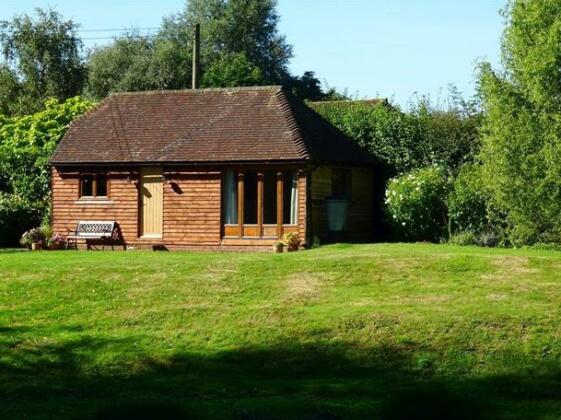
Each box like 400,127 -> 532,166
47,233 -> 66,250
272,241 -> 285,253
282,232 -> 300,252
23,228 -> 45,251
19,230 -> 33,250
40,225 -> 53,241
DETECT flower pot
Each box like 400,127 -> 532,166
31,242 -> 42,251
272,242 -> 285,253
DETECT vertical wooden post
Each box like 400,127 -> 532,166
192,23 -> 200,89
257,173 -> 264,238
237,172 -> 244,238
92,175 -> 98,198
277,172 -> 283,238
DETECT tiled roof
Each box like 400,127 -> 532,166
50,86 -> 374,165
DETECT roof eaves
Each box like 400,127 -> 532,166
49,158 -> 310,166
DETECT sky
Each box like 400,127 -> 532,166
0,0 -> 506,107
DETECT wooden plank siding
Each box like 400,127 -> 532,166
162,171 -> 222,246
51,165 -> 309,250
310,166 -> 331,240
297,170 -> 307,244
51,168 -> 139,242
310,165 -> 375,243
347,167 -> 375,242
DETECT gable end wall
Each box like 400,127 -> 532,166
310,165 -> 375,243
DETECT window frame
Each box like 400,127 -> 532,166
222,169 -> 299,238
79,173 -> 109,199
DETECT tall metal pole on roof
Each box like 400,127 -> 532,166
192,23 -> 200,89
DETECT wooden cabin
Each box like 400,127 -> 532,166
49,86 -> 377,251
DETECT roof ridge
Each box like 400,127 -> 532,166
108,85 -> 282,97
309,98 -> 387,106
275,88 -> 310,161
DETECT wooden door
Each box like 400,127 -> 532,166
140,167 -> 163,238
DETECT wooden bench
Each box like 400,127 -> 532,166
66,221 -> 125,250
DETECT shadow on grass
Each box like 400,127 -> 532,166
1,333 -> 560,419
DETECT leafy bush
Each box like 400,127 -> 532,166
478,230 -> 499,248
313,92 -> 482,175
312,101 -> 424,173
19,230 -> 33,248
411,93 -> 482,171
0,97 -> 94,246
0,194 -> 42,247
0,97 -> 94,203
447,164 -> 488,235
478,1 -> 561,246
448,230 -> 499,248
20,227 -> 45,246
46,233 -> 66,249
385,166 -> 450,241
449,231 -> 478,246
282,232 -> 300,251
39,224 -> 53,241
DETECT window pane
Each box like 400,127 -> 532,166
223,170 -> 238,224
96,175 -> 107,197
263,172 -> 277,224
243,172 -> 258,224
81,175 -> 93,197
283,171 -> 297,224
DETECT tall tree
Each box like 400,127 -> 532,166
87,0 -> 326,100
85,34 -> 190,99
161,0 -> 292,83
0,8 -> 86,115
479,0 -> 561,245
201,51 -> 263,87
283,71 -> 326,102
0,65 -> 22,115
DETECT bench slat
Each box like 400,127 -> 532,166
66,220 -> 125,251
75,221 -> 115,235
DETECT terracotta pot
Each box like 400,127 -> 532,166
31,242 -> 42,251
272,242 -> 285,253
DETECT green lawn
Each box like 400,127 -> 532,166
1,244 -> 561,419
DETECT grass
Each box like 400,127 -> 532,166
1,243 -> 561,419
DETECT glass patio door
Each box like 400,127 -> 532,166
223,169 -> 298,238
